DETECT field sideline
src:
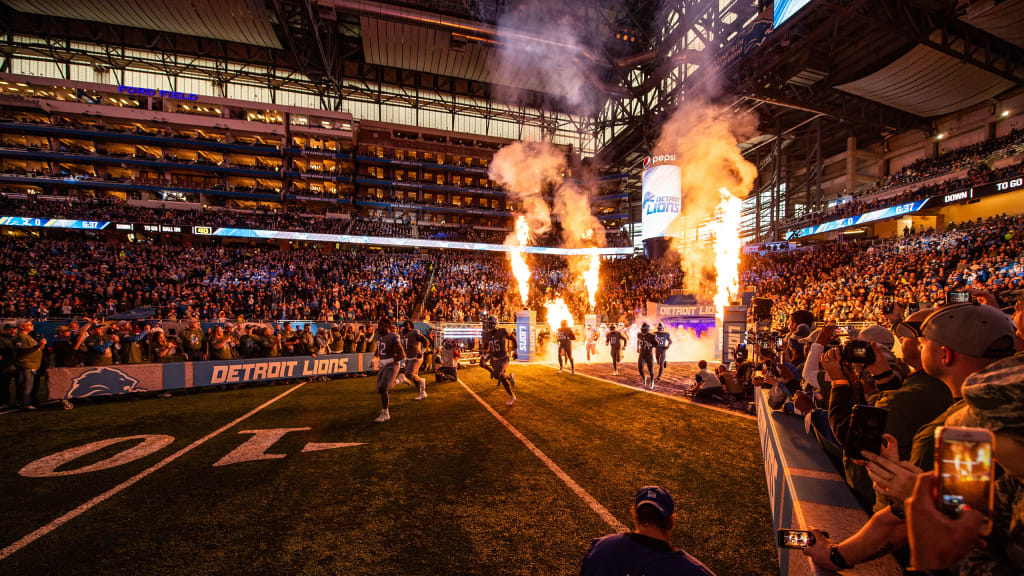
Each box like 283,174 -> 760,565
0,364 -> 774,575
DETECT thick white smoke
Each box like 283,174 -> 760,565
488,140 -> 564,235
492,0 -> 594,112
657,101 -> 759,302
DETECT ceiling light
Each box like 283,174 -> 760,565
1002,110 -> 1011,117
936,133 -> 945,140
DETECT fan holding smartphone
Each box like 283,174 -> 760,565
905,354 -> 1024,573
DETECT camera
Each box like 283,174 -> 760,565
752,297 -> 774,321
842,340 -> 876,365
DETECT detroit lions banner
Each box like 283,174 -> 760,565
641,162 -> 682,241
46,353 -> 375,401
191,353 -> 374,388
48,364 -> 166,400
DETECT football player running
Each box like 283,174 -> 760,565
637,323 -> 659,389
654,323 -> 672,381
556,319 -> 576,375
373,317 -> 406,422
605,322 -> 628,376
482,316 -> 518,404
585,323 -> 599,363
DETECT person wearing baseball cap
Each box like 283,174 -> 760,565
581,486 -> 716,576
905,351 -> 1024,573
909,302 -> 1017,470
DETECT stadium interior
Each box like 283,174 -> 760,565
1,0 -> 1024,574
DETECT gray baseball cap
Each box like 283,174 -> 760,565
856,325 -> 895,349
920,303 -> 1016,359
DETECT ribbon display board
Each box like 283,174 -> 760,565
46,353 -> 374,401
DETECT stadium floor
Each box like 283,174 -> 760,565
0,364 -> 774,576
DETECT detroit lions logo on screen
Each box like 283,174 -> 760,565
67,368 -> 149,398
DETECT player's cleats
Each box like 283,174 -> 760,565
414,392 -> 427,400
613,370 -> 619,376
506,395 -> 517,405
557,368 -> 563,374
374,409 -> 390,422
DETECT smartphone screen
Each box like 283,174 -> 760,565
946,291 -> 971,305
844,405 -> 888,459
777,529 -> 819,549
836,326 -> 849,336
937,427 -> 994,533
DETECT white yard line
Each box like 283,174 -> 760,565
457,379 -> 629,533
540,362 -> 756,421
0,381 -> 308,560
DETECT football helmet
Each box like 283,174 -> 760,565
640,322 -> 651,333
483,316 -> 498,331
656,323 -> 665,331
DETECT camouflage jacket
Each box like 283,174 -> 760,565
960,474 -> 1023,575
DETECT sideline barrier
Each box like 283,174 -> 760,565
46,353 -> 375,401
757,389 -> 901,576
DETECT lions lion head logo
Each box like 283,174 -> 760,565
67,368 -> 149,398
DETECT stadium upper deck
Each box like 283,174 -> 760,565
0,73 -> 591,233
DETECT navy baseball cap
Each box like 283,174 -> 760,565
635,486 -> 674,518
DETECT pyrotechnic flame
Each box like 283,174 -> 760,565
545,298 -> 574,333
582,250 -> 600,310
510,216 -> 532,306
713,188 -> 743,322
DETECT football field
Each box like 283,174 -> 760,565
0,364 -> 774,575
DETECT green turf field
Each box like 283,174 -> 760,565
0,364 -> 774,575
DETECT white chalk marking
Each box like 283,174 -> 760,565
457,379 -> 628,533
20,435 -> 175,477
0,381 -> 308,560
213,427 -> 311,467
301,442 -> 366,453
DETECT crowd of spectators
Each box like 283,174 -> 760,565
597,257 -> 684,323
0,194 -> 357,234
348,215 -> 414,238
734,287 -> 1024,574
418,224 -> 473,241
781,129 -> 1024,231
0,238 -> 429,322
867,128 -> 1024,195
744,214 -> 1024,325
424,252 -> 519,322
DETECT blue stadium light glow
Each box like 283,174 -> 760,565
118,85 -> 198,101
773,0 -> 813,27
0,217 -> 633,255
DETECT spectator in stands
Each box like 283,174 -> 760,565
0,323 -> 15,409
13,320 -> 45,410
83,324 -> 118,366
905,353 -> 1024,574
150,330 -> 177,362
581,486 -> 716,576
52,322 -> 90,367
179,319 -> 205,361
800,305 -> 1019,572
908,303 -> 1017,470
